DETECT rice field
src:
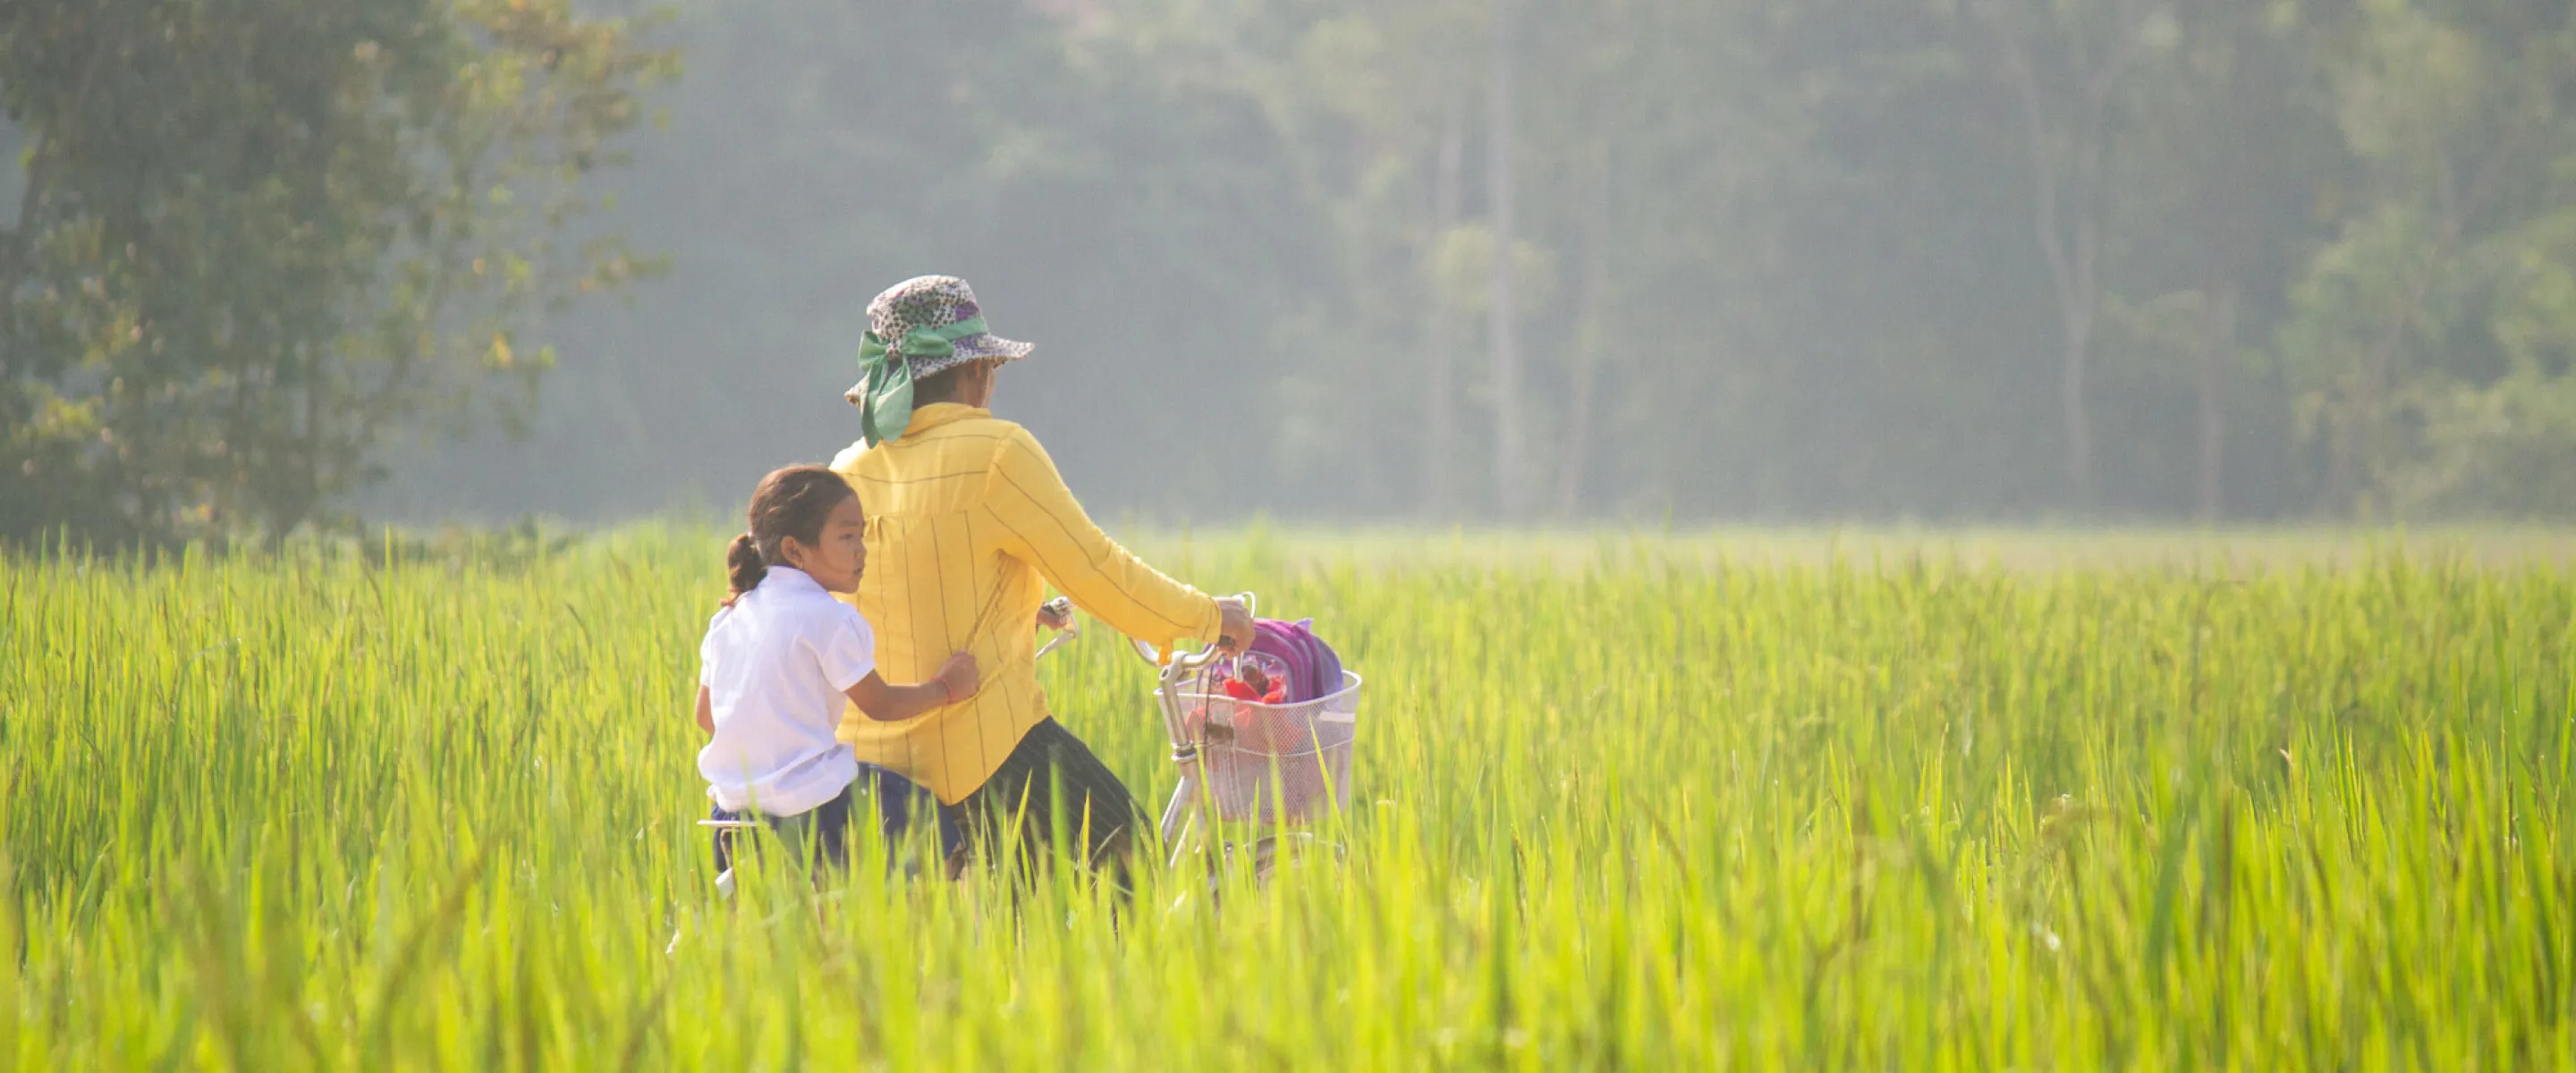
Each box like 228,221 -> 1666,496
4,527 -> 2573,1069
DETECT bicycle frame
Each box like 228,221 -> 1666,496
1126,593 -> 1257,869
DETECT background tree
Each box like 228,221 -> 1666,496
1970,0 -> 2156,506
2276,0 -> 2576,518
2099,0 -> 2338,520
0,0 -> 673,546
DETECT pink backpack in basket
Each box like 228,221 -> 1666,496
1246,618 -> 1343,704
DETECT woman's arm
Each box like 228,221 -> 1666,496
695,684 -> 714,734
843,653 -> 980,722
983,428 -> 1247,653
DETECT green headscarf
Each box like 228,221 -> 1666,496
855,317 -> 989,447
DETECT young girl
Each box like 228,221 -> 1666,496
695,465 -> 978,870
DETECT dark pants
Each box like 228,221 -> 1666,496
710,765 -> 963,875
957,718 -> 1149,883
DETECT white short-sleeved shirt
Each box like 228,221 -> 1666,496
696,565 -> 872,815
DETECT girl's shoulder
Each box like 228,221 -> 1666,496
775,584 -> 871,638
819,592 -> 874,637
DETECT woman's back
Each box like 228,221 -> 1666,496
831,401 -> 1225,803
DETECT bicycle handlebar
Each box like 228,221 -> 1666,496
1130,592 -> 1256,672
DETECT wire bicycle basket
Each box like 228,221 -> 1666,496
1165,667 -> 1361,825
1135,595 -> 1364,867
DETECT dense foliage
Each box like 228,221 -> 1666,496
0,0 -> 672,545
13,0 -> 2576,536
391,0 -> 2576,527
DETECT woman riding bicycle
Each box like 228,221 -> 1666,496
827,275 -> 1252,880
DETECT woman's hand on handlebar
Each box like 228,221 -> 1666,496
1215,596 -> 1256,655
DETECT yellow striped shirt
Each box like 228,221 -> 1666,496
827,403 -> 1224,803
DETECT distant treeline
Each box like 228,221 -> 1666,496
9,1 -> 2576,542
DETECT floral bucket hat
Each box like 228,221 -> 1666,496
844,275 -> 1035,446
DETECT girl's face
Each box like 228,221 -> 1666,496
782,495 -> 868,594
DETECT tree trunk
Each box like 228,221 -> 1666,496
1991,3 -> 2141,511
1556,343 -> 1600,520
2193,285 -> 2233,523
1487,0 -> 1527,520
1556,140 -> 1614,519
1425,107 -> 1466,519
1555,351 -> 1601,519
2059,308 -> 2095,504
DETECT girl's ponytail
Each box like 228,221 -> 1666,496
724,532 -> 766,605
